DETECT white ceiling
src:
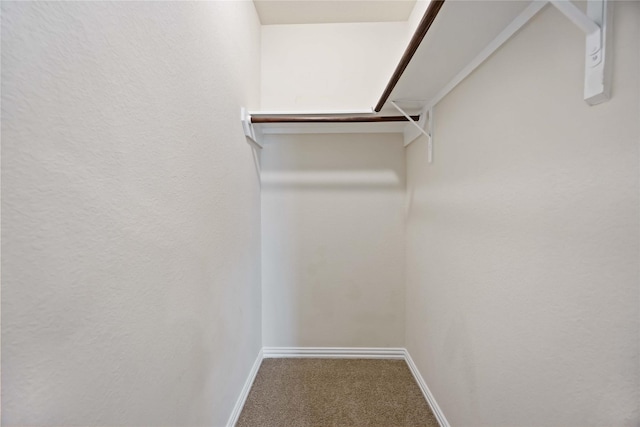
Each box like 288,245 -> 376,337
253,0 -> 417,25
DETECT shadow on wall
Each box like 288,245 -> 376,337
260,134 -> 404,192
261,169 -> 402,191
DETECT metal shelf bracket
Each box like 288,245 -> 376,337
550,0 -> 612,104
425,107 -> 433,163
391,101 -> 433,162
241,107 -> 263,149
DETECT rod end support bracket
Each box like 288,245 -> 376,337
241,107 -> 263,149
584,0 -> 612,105
551,0 -> 612,105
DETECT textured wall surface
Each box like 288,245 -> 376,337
1,2 -> 262,425
405,2 -> 639,426
261,134 -> 406,347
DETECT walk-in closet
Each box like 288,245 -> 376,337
2,0 -> 638,426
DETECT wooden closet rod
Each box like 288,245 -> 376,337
251,115 -> 420,124
374,0 -> 446,112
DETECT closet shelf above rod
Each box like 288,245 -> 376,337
379,0 -> 612,141
250,115 -> 420,124
241,107 -> 421,148
242,0 -> 612,151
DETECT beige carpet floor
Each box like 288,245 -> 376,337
236,358 -> 439,427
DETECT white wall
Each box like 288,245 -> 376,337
258,0 -> 432,113
261,133 -> 406,347
1,2 -> 262,425
405,2 -> 639,426
261,22 -> 406,111
405,0 -> 432,45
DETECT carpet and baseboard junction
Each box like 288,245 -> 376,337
226,348 -> 450,427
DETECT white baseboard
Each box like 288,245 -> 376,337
403,349 -> 451,427
262,346 -> 405,359
227,346 -> 448,427
226,348 -> 263,427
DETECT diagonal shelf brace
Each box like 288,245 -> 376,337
391,101 -> 433,163
391,101 -> 430,141
551,0 -> 601,39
